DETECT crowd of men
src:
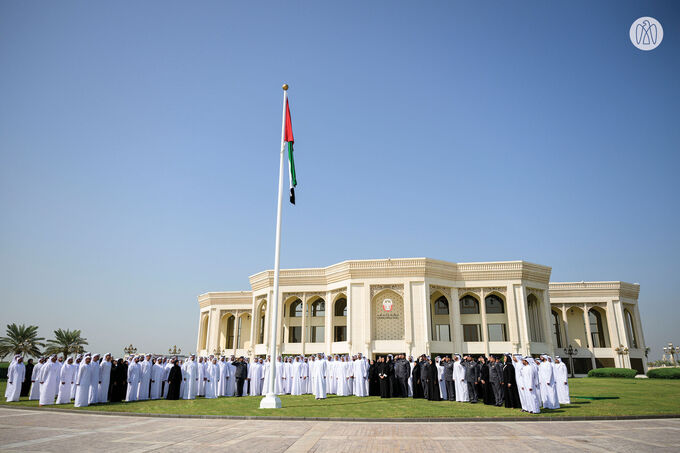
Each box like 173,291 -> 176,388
5,351 -> 570,414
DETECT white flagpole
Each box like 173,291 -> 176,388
260,83 -> 288,409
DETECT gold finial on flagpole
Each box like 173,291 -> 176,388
282,84 -> 289,91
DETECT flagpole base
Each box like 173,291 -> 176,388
259,392 -> 282,409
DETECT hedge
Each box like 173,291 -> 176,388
0,362 -> 8,380
587,367 -> 637,378
647,368 -> 680,379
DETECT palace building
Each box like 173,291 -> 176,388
196,258 -> 647,374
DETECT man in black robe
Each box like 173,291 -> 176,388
166,359 -> 183,400
502,354 -> 521,408
394,354 -> 410,398
443,357 -> 455,401
21,359 -> 34,397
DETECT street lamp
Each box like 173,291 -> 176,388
563,344 -> 578,378
123,344 -> 137,356
168,345 -> 181,355
615,344 -> 629,366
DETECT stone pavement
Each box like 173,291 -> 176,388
0,408 -> 679,452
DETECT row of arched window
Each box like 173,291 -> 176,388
434,294 -> 506,315
287,298 -> 347,317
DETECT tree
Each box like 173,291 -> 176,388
44,328 -> 88,357
0,323 -> 45,359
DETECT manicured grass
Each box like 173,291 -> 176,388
2,378 -> 679,418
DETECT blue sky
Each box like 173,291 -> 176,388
1,1 -> 678,360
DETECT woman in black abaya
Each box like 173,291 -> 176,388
502,355 -> 521,408
426,358 -> 441,401
166,359 -> 183,400
368,359 -> 380,396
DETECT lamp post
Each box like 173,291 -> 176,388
615,344 -> 629,367
663,343 -> 678,366
123,344 -> 137,356
168,345 -> 181,355
563,344 -> 578,378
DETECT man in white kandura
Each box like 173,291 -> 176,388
74,354 -> 92,408
538,355 -> 559,409
126,355 -> 140,402
553,356 -> 570,404
98,353 -> 112,403
38,355 -> 60,406
56,356 -> 76,404
312,353 -> 327,399
5,356 -> 25,402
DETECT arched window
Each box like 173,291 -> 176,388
225,315 -> 235,349
459,295 -> 480,314
334,298 -> 347,316
312,299 -> 325,317
485,295 -> 504,314
589,309 -> 606,347
527,294 -> 544,342
624,309 -> 638,349
434,296 -> 449,315
551,309 -> 562,348
289,299 -> 302,317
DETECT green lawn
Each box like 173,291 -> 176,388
2,378 -> 679,418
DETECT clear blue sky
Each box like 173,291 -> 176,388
1,1 -> 678,360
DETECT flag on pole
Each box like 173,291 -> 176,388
284,99 -> 297,204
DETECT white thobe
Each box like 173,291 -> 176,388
312,359 -> 327,398
336,361 -> 350,396
290,361 -> 303,395
539,361 -> 560,409
520,364 -> 541,413
88,360 -> 100,404
197,361 -> 206,396
262,361 -> 271,395
98,360 -> 112,403
274,361 -> 285,395
553,362 -> 570,404
183,360 -> 198,399
74,363 -> 92,407
6,363 -> 25,402
38,361 -> 60,405
150,363 -> 163,399
218,361 -> 227,396
301,362 -> 309,394
248,362 -> 263,396
225,361 -> 236,396
408,361 -> 415,396
56,363 -> 76,404
353,359 -> 367,397
513,359 -> 527,409
29,362 -> 42,400
204,363 -> 218,398
137,359 -> 152,400
126,361 -> 140,401
436,363 -> 447,401
453,361 -> 468,402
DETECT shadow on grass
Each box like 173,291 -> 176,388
573,396 -> 620,400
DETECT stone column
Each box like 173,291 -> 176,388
582,304 -> 596,369
301,294 -> 308,355
403,281 -> 414,352
606,299 -> 623,367
233,310 -> 240,356
480,289 -> 489,356
452,288 -> 463,353
448,287 -> 458,352
250,294 -> 258,353
561,304 -> 570,348
515,285 -> 530,355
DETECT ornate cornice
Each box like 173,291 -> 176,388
429,285 -> 451,299
548,281 -> 640,301
458,288 -> 481,298
370,284 -> 404,299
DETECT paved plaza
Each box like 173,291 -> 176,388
0,408 -> 678,452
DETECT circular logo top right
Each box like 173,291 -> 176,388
630,17 -> 663,51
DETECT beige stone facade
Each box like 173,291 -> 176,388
197,258 -> 647,374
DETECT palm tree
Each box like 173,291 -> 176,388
44,329 -> 88,357
0,324 -> 45,359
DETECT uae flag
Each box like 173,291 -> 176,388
284,99 -> 297,204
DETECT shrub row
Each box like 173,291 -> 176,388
647,368 -> 680,379
587,367 -> 637,378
